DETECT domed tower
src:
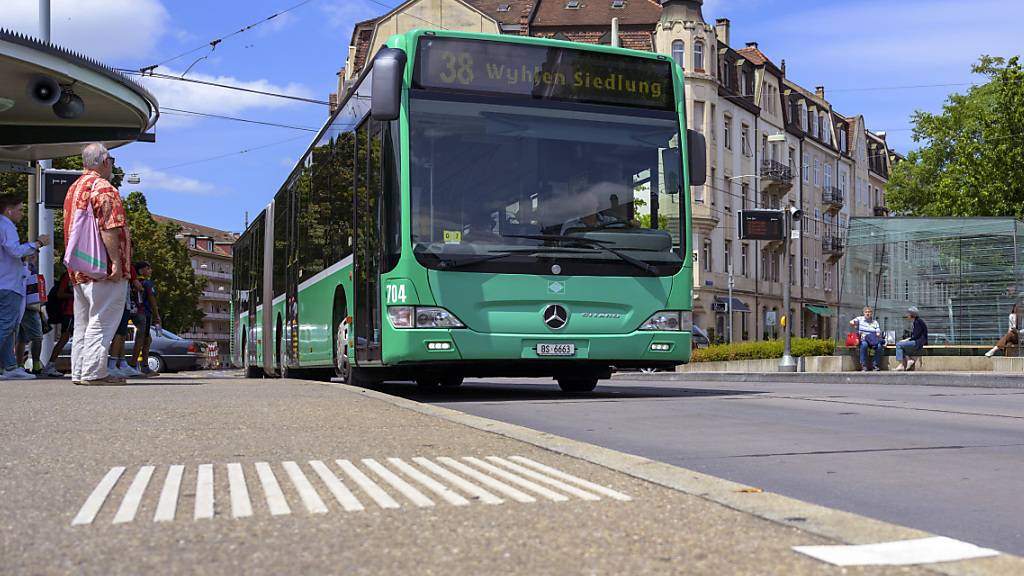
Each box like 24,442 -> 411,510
655,0 -> 718,88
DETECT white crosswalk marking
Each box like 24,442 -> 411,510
72,466 -> 125,526
227,463 -> 253,518
485,456 -> 601,501
336,459 -> 400,509
362,459 -> 434,508
113,466 -> 155,524
436,457 -> 536,503
282,461 -> 328,514
72,456 -> 627,526
195,464 -> 215,520
154,465 -> 183,522
508,456 -> 632,501
255,462 -> 291,516
388,458 -> 471,506
412,457 -> 503,505
309,460 -> 364,511
463,457 -> 568,502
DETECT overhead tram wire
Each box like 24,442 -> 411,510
137,0 -> 320,74
153,135 -> 310,172
117,69 -> 330,106
161,107 -> 319,132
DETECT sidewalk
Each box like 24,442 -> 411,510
614,370 -> 1024,388
0,375 -> 1019,574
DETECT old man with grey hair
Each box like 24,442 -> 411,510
63,143 -> 132,385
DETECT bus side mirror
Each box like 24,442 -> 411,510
371,48 -> 407,121
687,129 -> 706,187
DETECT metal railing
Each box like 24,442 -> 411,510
201,291 -> 231,301
822,235 -> 845,254
822,187 -> 844,209
759,159 -> 793,182
196,268 -> 232,280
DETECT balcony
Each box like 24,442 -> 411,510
822,187 -> 844,211
822,235 -> 845,258
759,160 -> 794,191
196,268 -> 232,281
203,312 -> 232,321
201,290 -> 231,301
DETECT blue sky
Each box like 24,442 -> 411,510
7,0 -> 1022,232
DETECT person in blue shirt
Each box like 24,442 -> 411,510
0,194 -> 50,380
849,306 -> 884,371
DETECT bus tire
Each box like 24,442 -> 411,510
440,376 -> 464,387
335,317 -> 375,386
557,376 -> 598,393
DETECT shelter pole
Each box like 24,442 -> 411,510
39,0 -> 55,366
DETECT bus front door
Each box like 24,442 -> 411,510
354,118 -> 383,364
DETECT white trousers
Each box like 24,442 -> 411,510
71,280 -> 127,381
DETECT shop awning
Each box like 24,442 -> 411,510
713,296 -> 751,313
805,304 -> 834,317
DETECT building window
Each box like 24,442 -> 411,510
741,182 -> 749,209
814,260 -> 820,288
741,70 -> 750,95
819,113 -> 826,140
498,3 -> 511,11
671,40 -> 685,70
741,124 -> 751,156
566,0 -> 581,9
803,157 -> 809,183
741,243 -> 749,276
813,157 -> 821,186
610,0 -> 624,8
814,208 -> 820,236
824,164 -> 832,189
811,112 -> 819,138
799,102 -> 807,130
693,41 -> 704,71
693,101 -> 705,134
723,115 -> 732,149
189,237 -> 197,248
703,238 -> 712,272
803,257 -> 810,286
724,240 -> 732,272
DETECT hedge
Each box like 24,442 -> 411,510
692,338 -> 836,363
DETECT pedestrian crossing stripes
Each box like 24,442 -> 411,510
71,456 -> 630,526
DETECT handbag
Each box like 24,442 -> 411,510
63,179 -> 109,279
845,332 -> 860,347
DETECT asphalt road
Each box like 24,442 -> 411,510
369,376 -> 1024,556
1,374 -> 941,575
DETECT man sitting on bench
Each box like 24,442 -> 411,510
850,306 -> 884,371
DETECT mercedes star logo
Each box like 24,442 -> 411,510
543,304 -> 568,330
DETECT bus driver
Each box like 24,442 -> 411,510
560,189 -> 623,234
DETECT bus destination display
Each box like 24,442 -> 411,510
413,36 -> 674,111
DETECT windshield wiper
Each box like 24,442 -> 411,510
502,234 -> 658,275
432,248 -> 558,271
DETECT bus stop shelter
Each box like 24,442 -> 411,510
0,27 -> 158,165
838,217 -> 1024,347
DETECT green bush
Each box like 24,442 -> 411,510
692,338 -> 835,363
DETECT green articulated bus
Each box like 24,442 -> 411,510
231,29 -> 706,392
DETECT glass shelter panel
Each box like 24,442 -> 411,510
839,218 -> 1024,347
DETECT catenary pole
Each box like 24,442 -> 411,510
779,209 -> 797,372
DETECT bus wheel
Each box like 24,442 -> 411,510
557,376 -> 598,393
440,376 -> 464,388
334,319 -> 351,381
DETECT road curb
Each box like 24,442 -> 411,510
614,371 -> 1024,388
321,379 -> 1021,574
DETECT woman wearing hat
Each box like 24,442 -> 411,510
895,306 -> 928,371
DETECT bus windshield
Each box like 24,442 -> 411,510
409,95 -> 685,276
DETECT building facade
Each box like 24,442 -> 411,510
336,0 -> 896,343
154,215 -> 238,363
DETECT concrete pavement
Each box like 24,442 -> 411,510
616,370 -> 1024,388
0,373 -> 1019,574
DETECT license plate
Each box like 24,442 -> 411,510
537,343 -> 576,356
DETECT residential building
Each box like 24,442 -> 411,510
154,215 -> 238,363
336,0 -> 896,343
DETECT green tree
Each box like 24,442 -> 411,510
122,192 -> 206,333
887,55 -> 1024,216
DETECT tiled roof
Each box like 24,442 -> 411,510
153,215 -> 238,244
465,0 -> 535,26
531,0 -> 661,27
736,45 -> 774,67
533,29 -> 654,51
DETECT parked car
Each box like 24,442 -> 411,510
55,325 -> 209,374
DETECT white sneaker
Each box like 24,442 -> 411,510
906,359 -> 917,371
40,363 -> 64,378
2,367 -> 37,380
985,347 -> 999,357
121,365 -> 143,378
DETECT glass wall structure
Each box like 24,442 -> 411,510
838,218 -> 1024,347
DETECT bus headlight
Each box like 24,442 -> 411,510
388,306 -> 466,329
639,310 -> 692,332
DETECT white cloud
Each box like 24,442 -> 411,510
138,68 -> 315,128
5,0 -> 169,61
130,165 -> 218,195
